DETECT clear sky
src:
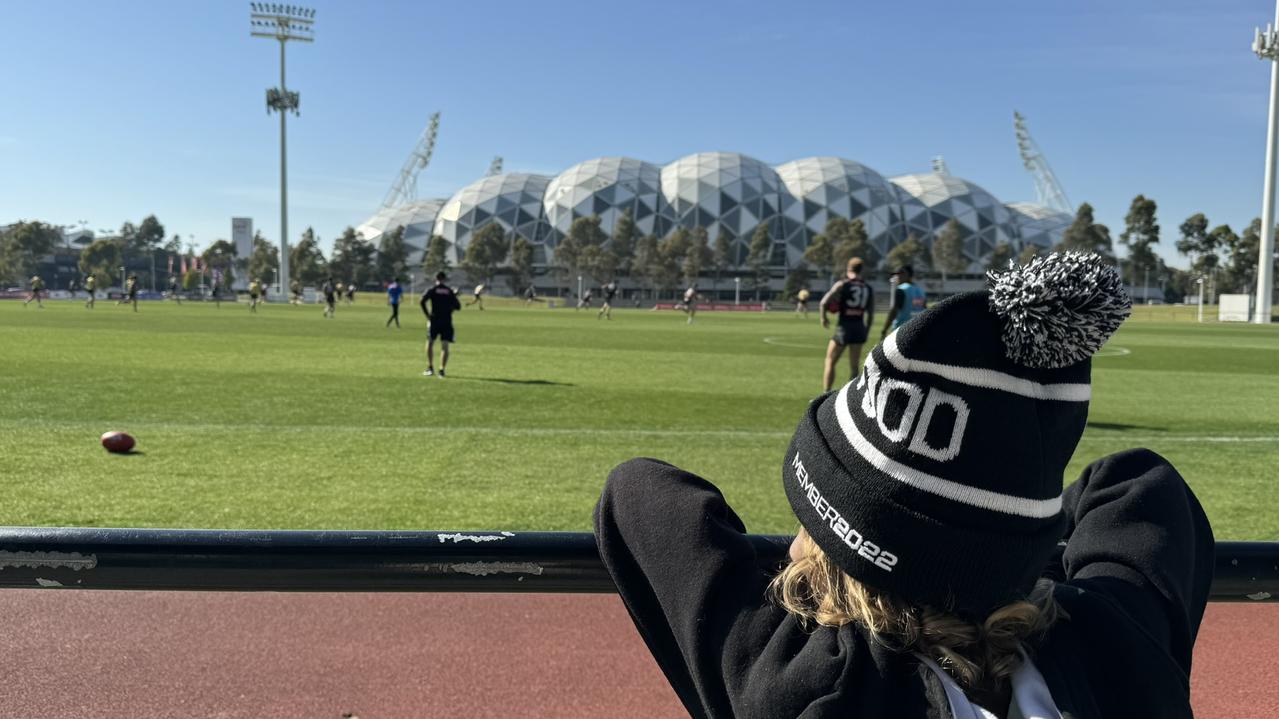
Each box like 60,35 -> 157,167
1,0 -> 1272,266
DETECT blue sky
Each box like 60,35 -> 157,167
0,0 -> 1272,265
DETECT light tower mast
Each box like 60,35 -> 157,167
487,156 -> 504,176
250,3 -> 315,297
1252,5 -> 1279,324
1013,111 -> 1073,214
380,112 -> 441,209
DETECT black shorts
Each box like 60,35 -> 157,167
429,322 -> 455,342
833,322 -> 868,346
250,293 -> 259,300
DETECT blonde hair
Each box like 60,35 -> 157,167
770,528 -> 1062,697
847,257 -> 864,274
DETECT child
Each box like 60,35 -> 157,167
595,252 -> 1214,719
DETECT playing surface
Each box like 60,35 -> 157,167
1,298 -> 1276,538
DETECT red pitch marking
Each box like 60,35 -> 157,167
0,592 -> 1270,717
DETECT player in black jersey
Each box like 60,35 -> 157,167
420,271 -> 463,377
322,278 -> 337,318
598,281 -> 618,320
818,257 -> 874,392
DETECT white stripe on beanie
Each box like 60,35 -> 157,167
834,382 -> 1063,519
882,332 -> 1091,402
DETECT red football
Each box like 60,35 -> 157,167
101,431 -> 136,454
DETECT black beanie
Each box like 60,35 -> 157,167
783,252 -> 1131,618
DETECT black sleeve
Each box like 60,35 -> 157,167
419,292 -> 429,313
1058,449 -> 1215,675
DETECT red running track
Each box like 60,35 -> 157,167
0,592 -> 1273,718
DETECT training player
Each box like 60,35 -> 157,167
577,287 -> 593,310
23,275 -> 45,308
167,275 -> 182,304
290,280 -> 303,305
385,277 -> 403,328
795,287 -> 811,318
467,283 -> 487,310
84,274 -> 96,309
880,264 -> 927,339
210,278 -> 222,308
345,282 -> 356,305
598,280 -> 618,320
322,278 -> 337,318
523,285 -> 537,306
819,257 -> 874,392
420,271 -> 462,377
248,278 -> 262,313
122,274 -> 139,312
680,284 -> 700,324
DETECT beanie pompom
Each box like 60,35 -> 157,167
987,252 -> 1131,369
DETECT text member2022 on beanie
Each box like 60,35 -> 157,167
784,252 -> 1132,618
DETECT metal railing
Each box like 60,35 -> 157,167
0,527 -> 1273,601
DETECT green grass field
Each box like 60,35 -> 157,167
1,296 -> 1276,539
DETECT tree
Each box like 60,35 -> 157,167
930,219 -> 967,293
682,226 -> 712,285
747,223 -> 772,299
135,215 -> 166,252
460,222 -> 509,285
290,227 -> 328,285
802,233 -> 835,283
884,234 -> 925,274
555,216 -> 607,291
1119,195 -> 1160,288
202,239 -> 238,286
831,218 -> 870,272
78,238 -> 124,286
508,236 -> 535,292
1220,218 -> 1279,295
632,234 -> 661,299
783,260 -> 810,301
712,229 -> 733,290
657,227 -> 691,291
986,241 -> 1015,272
422,234 -> 452,276
1177,213 -> 1221,279
0,221 -> 60,282
1056,202 -> 1115,261
164,233 -> 184,253
247,231 -> 279,286
1017,244 -> 1043,266
377,225 -> 409,280
330,227 -> 377,286
611,208 -> 638,277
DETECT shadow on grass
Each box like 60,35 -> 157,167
108,450 -> 147,456
1086,422 -> 1165,432
454,376 -> 575,387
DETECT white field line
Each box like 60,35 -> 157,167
1,419 -> 1275,443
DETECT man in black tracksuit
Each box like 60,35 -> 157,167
420,272 -> 462,377
594,254 -> 1214,718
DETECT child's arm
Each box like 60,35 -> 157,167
1058,448 -> 1215,676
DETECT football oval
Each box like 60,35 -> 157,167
101,431 -> 136,454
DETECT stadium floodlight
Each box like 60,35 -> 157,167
1252,2 -> 1279,324
250,2 -> 315,297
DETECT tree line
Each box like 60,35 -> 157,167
4,196 -> 1275,301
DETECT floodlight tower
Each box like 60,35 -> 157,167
1013,111 -> 1073,214
487,156 -> 504,176
1253,5 -> 1279,324
380,112 -> 441,209
250,3 -> 315,297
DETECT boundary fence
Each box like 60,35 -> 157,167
0,527 -> 1274,601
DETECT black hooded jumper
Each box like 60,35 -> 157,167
594,449 -> 1214,719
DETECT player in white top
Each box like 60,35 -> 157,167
681,284 -> 701,324
467,283 -> 487,310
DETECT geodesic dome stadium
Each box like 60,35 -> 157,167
1006,202 -> 1073,251
543,157 -> 674,247
775,157 -> 903,260
355,198 -> 448,264
432,173 -> 552,263
890,173 -> 1019,270
660,152 -> 789,263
